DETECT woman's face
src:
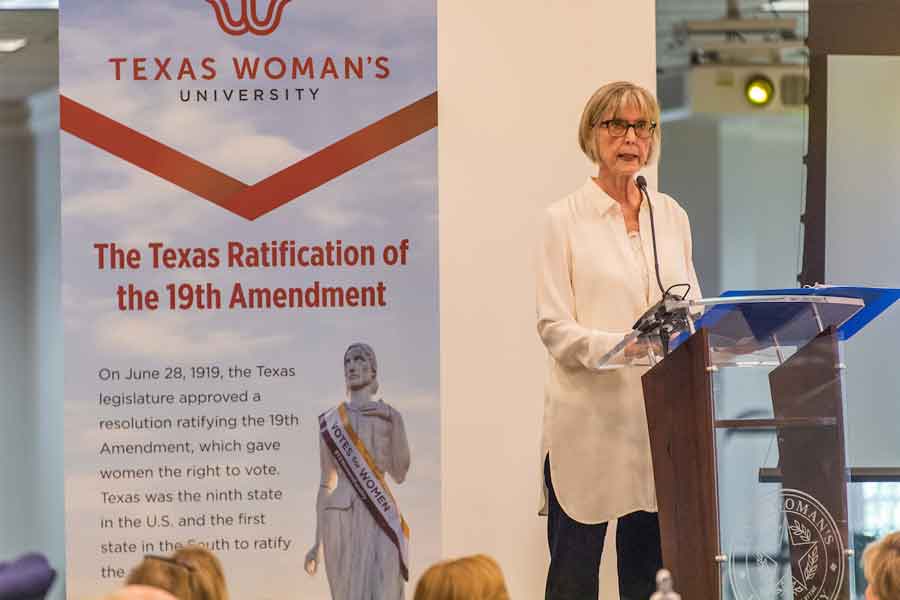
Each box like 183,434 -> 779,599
594,103 -> 653,179
344,347 -> 375,391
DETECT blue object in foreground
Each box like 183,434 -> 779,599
0,553 -> 56,600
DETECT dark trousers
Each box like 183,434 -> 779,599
544,457 -> 662,600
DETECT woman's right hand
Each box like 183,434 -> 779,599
623,337 -> 662,360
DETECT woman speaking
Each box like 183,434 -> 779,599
536,81 -> 701,600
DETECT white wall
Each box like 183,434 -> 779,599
660,113 -> 805,298
659,116 -> 721,295
0,92 -> 63,597
0,100 -> 37,560
29,90 -> 65,600
718,115 -> 805,293
826,55 -> 900,469
438,2 -> 656,598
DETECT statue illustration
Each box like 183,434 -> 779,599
305,343 -> 411,600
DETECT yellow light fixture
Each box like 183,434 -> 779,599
745,75 -> 775,107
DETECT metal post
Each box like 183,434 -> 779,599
772,333 -> 785,364
811,303 -> 825,333
726,0 -> 742,19
647,341 -> 659,366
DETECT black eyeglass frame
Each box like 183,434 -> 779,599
595,118 -> 657,139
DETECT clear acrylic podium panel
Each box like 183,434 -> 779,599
705,296 -> 879,599
713,354 -> 856,600
596,294 -> 865,370
690,296 -> 861,599
601,295 -> 872,599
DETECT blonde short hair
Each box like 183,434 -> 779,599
125,547 -> 229,600
864,531 -> 900,599
125,556 -> 194,600
413,554 -> 510,600
104,585 -> 179,600
172,546 -> 229,600
578,81 -> 662,166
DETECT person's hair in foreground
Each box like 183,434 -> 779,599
104,584 -> 179,600
171,545 -> 229,600
124,545 -> 228,600
124,554 -> 193,600
413,554 -> 510,600
864,531 -> 900,600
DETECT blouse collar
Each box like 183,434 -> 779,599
582,176 -> 655,216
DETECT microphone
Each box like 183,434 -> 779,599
633,176 -> 693,354
635,176 -> 667,299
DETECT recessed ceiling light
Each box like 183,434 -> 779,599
0,38 -> 27,52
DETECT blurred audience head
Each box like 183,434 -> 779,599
124,554 -> 194,600
413,554 -> 510,600
124,546 -> 227,600
864,530 -> 900,600
104,584 -> 179,600
171,545 -> 228,600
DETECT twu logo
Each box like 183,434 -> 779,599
206,0 -> 293,36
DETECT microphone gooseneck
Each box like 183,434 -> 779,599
632,176 -> 694,356
635,175 -> 667,299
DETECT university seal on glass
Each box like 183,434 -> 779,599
728,489 -> 844,600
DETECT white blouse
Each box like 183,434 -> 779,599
628,230 -> 651,305
536,177 -> 701,524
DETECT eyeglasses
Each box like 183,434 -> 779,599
596,118 -> 657,139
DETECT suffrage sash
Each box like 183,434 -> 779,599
319,404 -> 411,580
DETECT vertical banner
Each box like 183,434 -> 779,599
60,1 -> 438,598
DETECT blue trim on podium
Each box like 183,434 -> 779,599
718,287 -> 900,340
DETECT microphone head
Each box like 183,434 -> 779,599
635,175 -> 647,190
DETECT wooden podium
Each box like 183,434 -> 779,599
596,289 -> 900,600
642,328 -> 720,600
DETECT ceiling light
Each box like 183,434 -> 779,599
0,38 -> 27,52
745,75 -> 775,107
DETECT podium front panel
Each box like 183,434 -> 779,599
643,329 -> 722,600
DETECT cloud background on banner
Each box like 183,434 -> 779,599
61,0 -> 435,239
94,312 -> 291,361
60,0 -> 439,598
